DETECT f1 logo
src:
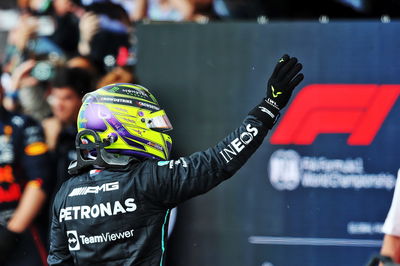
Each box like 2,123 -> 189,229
67,230 -> 80,251
270,84 -> 400,145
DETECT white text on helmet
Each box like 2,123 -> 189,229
137,101 -> 160,111
100,96 -> 133,105
121,88 -> 149,98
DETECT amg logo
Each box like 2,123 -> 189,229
68,181 -> 119,197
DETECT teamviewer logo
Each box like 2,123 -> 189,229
67,230 -> 80,251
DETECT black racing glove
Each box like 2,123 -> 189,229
249,54 -> 304,128
0,225 -> 20,261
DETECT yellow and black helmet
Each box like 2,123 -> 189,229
77,83 -> 173,160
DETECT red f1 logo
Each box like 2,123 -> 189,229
270,84 -> 400,145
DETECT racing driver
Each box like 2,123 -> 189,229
48,54 -> 304,265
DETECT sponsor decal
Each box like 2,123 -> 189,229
269,149 -> 395,191
270,84 -> 400,145
11,116 -> 24,127
131,129 -> 143,136
25,126 -> 40,135
147,141 -> 163,151
258,106 -> 276,119
0,135 -> 14,164
0,165 -> 14,183
59,198 -> 137,222
158,158 -> 188,168
109,86 -> 120,92
24,142 -> 48,156
26,135 -> 45,145
136,101 -> 160,111
3,125 -> 12,136
168,158 -> 188,169
120,88 -> 150,100
219,124 -> 258,163
157,161 -> 170,166
67,228 -> 135,251
120,117 -> 136,124
271,85 -> 282,98
68,181 -> 119,197
0,165 -> 19,203
100,96 -> 133,105
0,183 -> 21,203
89,169 -> 102,176
111,106 -> 129,113
67,230 -> 80,251
26,178 -> 43,189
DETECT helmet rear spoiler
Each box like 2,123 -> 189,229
68,129 -> 135,175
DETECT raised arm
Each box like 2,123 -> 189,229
148,55 -> 304,207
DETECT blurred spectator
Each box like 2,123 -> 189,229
78,2 -> 131,73
42,66 -> 93,193
2,59 -> 54,122
3,15 -> 41,73
0,70 -> 52,266
111,0 -> 138,21
213,0 -> 266,19
50,0 -> 85,56
0,0 -> 18,9
67,55 -> 99,75
18,0 -> 53,16
132,0 -> 211,21
380,169 -> 400,263
97,65 -> 137,88
2,1 -> 66,93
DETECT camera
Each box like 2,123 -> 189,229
30,61 -> 54,81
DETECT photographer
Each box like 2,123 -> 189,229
2,58 -> 53,122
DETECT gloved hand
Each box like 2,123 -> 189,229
265,54 -> 304,111
249,54 -> 304,128
0,225 -> 20,261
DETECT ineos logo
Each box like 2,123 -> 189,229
219,124 -> 258,163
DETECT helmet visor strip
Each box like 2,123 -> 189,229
146,110 -> 173,132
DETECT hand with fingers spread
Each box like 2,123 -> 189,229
249,54 -> 304,128
265,54 -> 304,111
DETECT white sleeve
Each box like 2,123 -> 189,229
382,169 -> 400,236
